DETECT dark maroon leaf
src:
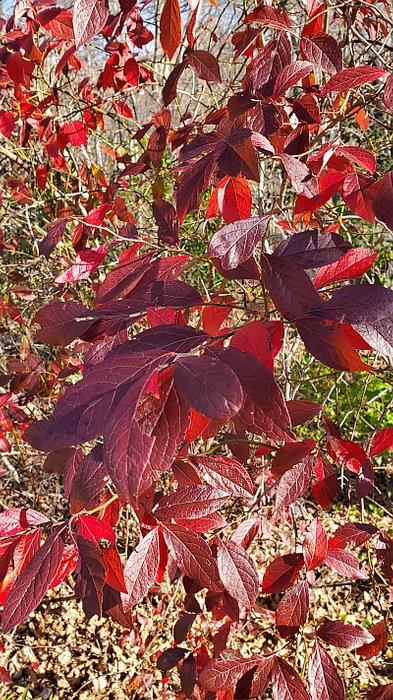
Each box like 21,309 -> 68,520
163,61 -> 187,106
153,198 -> 179,245
317,620 -> 374,649
75,535 -> 106,618
276,580 -> 309,637
273,230 -> 350,269
217,539 -> 259,608
356,458 -> 374,499
296,316 -> 372,372
69,445 -> 108,513
308,640 -> 345,700
26,349 -> 172,451
2,527 -> 66,632
261,254 -> 321,321
174,354 -> 244,419
318,284 -> 393,358
157,646 -> 188,673
174,613 -> 196,644
366,684 -> 393,699
208,216 -> 270,270
180,653 -> 197,696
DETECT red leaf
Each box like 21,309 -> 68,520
327,436 -> 367,473
317,620 -> 374,649
357,620 -> 388,659
322,66 -> 387,94
314,248 -> 378,288
122,528 -> 161,610
325,548 -> 368,579
62,120 -> 88,147
216,175 -> 252,223
154,485 -> 229,520
162,524 -> 221,591
303,518 -> 328,571
0,666 -> 12,683
160,0 -> 181,60
55,245 -> 108,284
231,517 -> 260,550
342,172 -> 376,222
73,0 -> 109,48
216,540 -> 259,608
0,110 -> 16,137
276,580 -> 310,638
174,354 -> 244,419
2,528 -> 66,632
208,216 -> 270,271
300,34 -> 342,75
369,427 -> 393,457
262,553 -> 304,594
272,440 -> 315,477
276,456 -> 313,508
272,60 -> 312,97
77,515 -> 126,593
186,50 -> 221,82
308,640 -> 345,700
271,657 -> 310,700
231,320 -> 278,371
192,455 -> 254,497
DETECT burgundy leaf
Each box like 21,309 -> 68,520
356,458 -> 374,499
216,539 -> 259,608
2,527 -> 66,632
122,528 -> 161,610
303,518 -> 328,570
186,50 -> 221,83
69,445 -> 108,513
366,684 -> 393,700
154,486 -> 229,521
208,216 -> 270,270
308,640 -> 345,700
317,620 -> 374,649
191,455 -> 254,497
160,0 -> 181,60
75,535 -> 106,618
276,456 -> 313,508
322,66 -> 386,94
300,34 -> 342,75
157,646 -> 187,672
271,657 -> 310,700
231,517 -> 260,550
276,580 -> 310,637
296,316 -> 371,372
261,254 -> 321,321
174,354 -> 243,419
272,61 -> 312,97
328,522 -> 377,549
383,73 -> 393,113
325,548 -> 368,579
162,524 -> 221,591
262,553 -> 304,594
286,400 -> 322,426
199,655 -> 259,691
